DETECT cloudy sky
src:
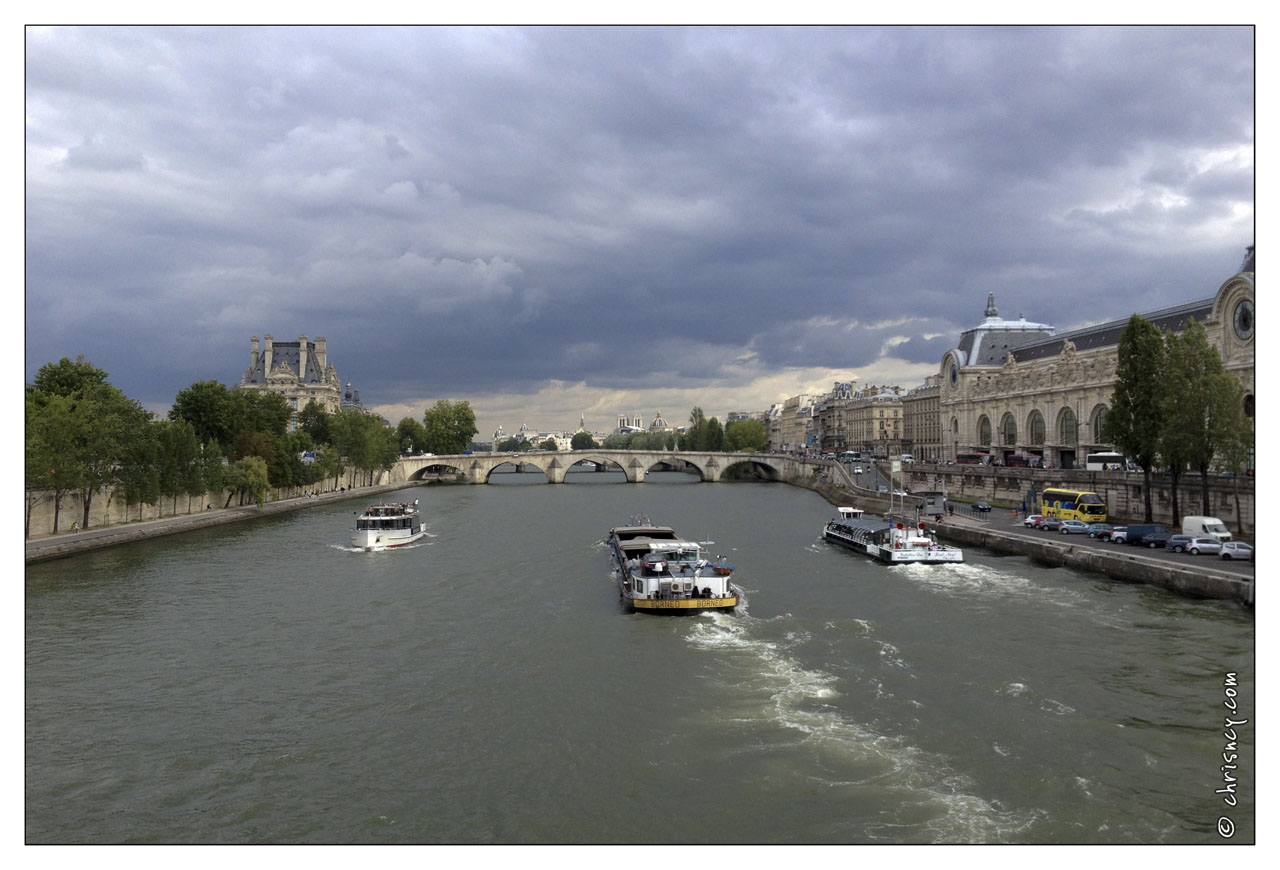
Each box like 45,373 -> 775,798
24,25 -> 1255,439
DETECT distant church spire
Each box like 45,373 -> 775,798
984,293 -> 999,319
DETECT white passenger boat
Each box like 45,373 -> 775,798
352,500 -> 425,551
608,517 -> 740,613
823,506 -> 963,564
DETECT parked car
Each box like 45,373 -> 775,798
1024,514 -> 1045,528
1184,537 -> 1223,556
1087,523 -> 1115,539
1141,531 -> 1176,549
1039,518 -> 1066,532
1109,527 -> 1130,544
1059,520 -> 1091,535
1165,534 -> 1194,553
1120,524 -> 1169,546
1219,541 -> 1254,561
972,501 -> 992,513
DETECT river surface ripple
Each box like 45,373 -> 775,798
25,471 -> 1255,844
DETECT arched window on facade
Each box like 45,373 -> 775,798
1001,413 -> 1017,447
1028,410 -> 1045,445
978,415 -> 992,447
1091,406 -> 1109,443
1058,408 -> 1077,446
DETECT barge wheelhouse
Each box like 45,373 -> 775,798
608,518 -> 740,613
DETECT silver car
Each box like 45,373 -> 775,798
1219,541 -> 1254,561
1185,537 -> 1222,556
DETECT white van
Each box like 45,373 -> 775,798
1181,516 -> 1232,543
900,454 -> 914,464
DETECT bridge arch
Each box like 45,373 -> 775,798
405,460 -> 468,482
719,457 -> 786,482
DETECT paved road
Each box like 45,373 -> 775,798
977,517 -> 1256,578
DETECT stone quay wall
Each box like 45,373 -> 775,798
24,466 -> 393,539
793,476 -> 1253,606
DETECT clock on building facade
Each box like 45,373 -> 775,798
1233,298 -> 1254,341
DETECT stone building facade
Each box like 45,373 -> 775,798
816,381 -> 855,452
845,386 -> 904,458
238,334 -> 343,430
772,394 -> 816,453
902,375 -> 941,461
937,247 -> 1255,468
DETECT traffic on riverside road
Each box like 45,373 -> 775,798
833,459 -> 1253,579
987,517 -> 1255,577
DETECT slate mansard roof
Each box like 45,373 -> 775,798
244,340 -> 328,384
949,290 -> 1222,369
1009,298 -> 1217,364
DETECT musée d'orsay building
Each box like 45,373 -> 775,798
927,245 -> 1254,468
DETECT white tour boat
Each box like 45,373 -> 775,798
823,506 -> 964,564
352,500 -> 425,551
608,517 -> 740,613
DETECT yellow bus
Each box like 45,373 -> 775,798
1040,488 -> 1108,523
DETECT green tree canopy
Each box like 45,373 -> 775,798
26,390 -> 92,534
169,380 -> 239,449
680,407 -> 724,451
156,419 -> 202,515
30,357 -> 153,530
1109,314 -> 1166,521
224,455 -> 271,507
724,419 -> 768,452
298,399 -> 332,445
33,355 -> 110,397
422,400 -> 478,455
571,431 -> 598,450
1164,318 -> 1253,516
396,417 -> 429,455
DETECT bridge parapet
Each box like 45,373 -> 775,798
392,450 -> 811,485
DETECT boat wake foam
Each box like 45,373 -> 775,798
685,611 -> 1044,842
330,541 -> 432,553
892,560 -> 1087,606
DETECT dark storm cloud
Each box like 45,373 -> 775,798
25,25 -> 1253,423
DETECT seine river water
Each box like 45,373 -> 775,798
25,470 -> 1255,844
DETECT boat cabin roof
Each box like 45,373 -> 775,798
837,507 -> 864,519
362,503 -> 417,515
618,537 -> 701,551
611,526 -> 680,541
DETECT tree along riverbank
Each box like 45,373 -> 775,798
24,482 -> 408,563
26,472 -> 1256,607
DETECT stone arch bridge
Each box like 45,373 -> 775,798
386,450 -> 813,485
